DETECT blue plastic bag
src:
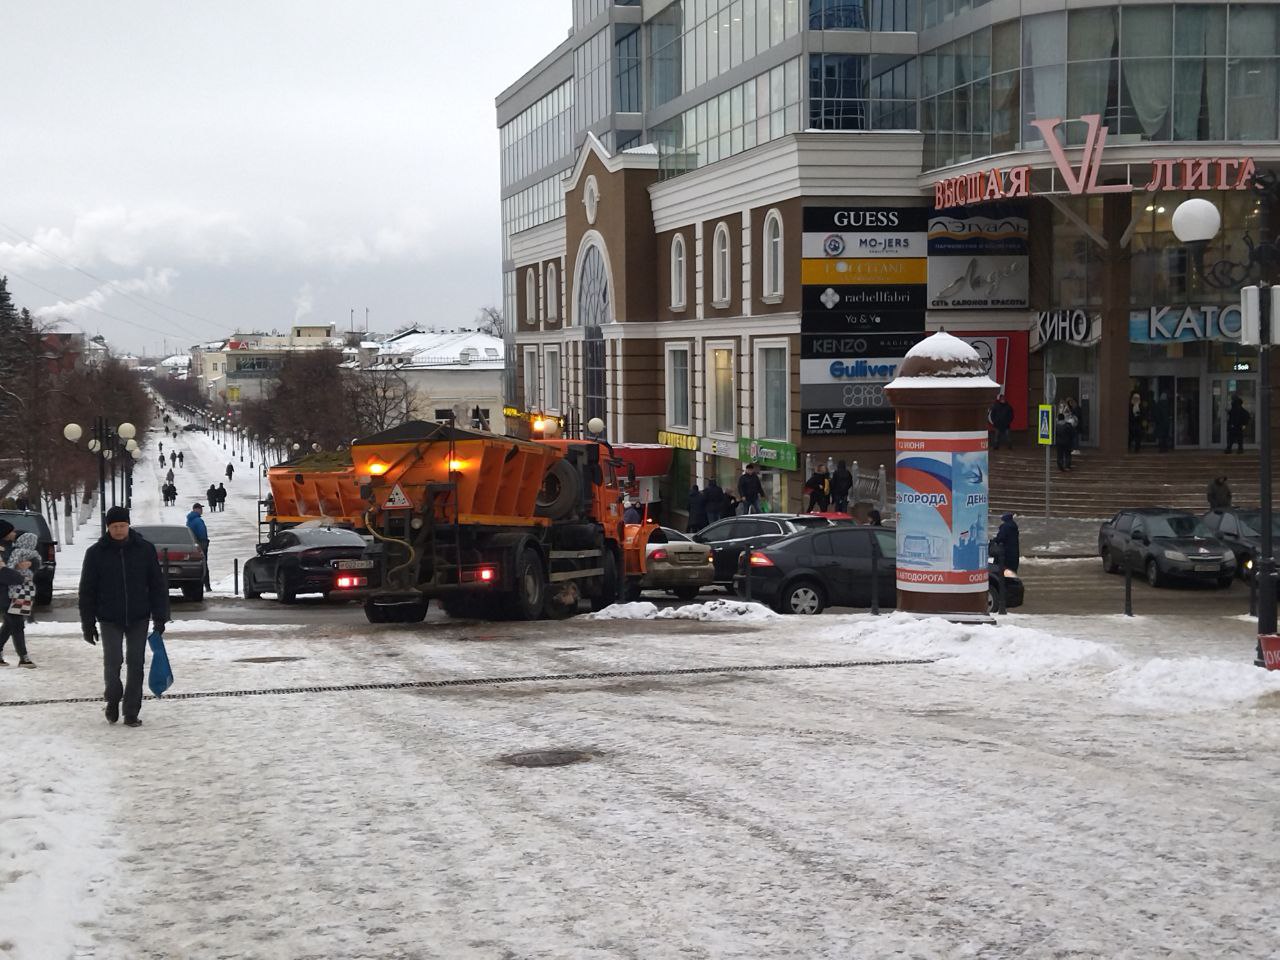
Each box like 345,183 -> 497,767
148,631 -> 174,698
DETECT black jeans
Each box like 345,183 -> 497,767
102,620 -> 149,718
993,428 -> 1012,449
198,538 -> 211,588
0,612 -> 28,659
1056,445 -> 1073,470
1227,432 -> 1244,454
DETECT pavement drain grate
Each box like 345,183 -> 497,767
499,750 -> 592,768
555,646 -> 585,651
234,656 -> 306,664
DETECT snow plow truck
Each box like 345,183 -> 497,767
350,420 -> 650,622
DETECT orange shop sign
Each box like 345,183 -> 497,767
933,114 -> 1258,209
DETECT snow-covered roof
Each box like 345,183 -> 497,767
161,355 -> 191,368
365,328 -> 505,371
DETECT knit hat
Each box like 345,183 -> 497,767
0,520 -> 13,540
105,505 -> 131,525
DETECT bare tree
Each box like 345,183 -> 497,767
346,368 -> 416,434
475,306 -> 504,338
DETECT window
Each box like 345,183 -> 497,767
712,223 -> 731,306
545,347 -> 561,412
545,263 -> 558,322
762,210 -> 784,300
524,269 -> 537,324
1116,514 -> 1133,534
434,408 -> 455,422
523,348 -> 538,409
670,234 -> 687,310
667,345 -> 691,428
757,343 -> 788,439
710,344 -> 736,435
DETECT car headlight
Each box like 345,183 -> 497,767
1164,550 -> 1189,562
1246,558 -> 1255,570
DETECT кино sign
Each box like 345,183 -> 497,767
1031,309 -> 1101,350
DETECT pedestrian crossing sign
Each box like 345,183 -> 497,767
1037,405 -> 1053,445
383,484 -> 412,509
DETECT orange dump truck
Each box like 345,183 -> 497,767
264,453 -> 366,533
350,420 -> 654,622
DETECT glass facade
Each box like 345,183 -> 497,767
499,80 -> 574,188
809,0 -> 913,32
653,58 -> 802,178
922,4 -> 1280,171
575,28 -> 612,130
615,26 -> 643,113
808,53 -> 917,130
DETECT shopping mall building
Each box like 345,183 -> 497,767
496,0 -> 1280,516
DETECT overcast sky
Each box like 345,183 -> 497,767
0,1 -> 568,355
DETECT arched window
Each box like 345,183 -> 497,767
762,210 -> 784,300
670,234 -> 686,310
525,268 -> 537,324
712,223 -> 731,306
545,263 -> 559,322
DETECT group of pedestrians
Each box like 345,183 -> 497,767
802,461 -> 855,513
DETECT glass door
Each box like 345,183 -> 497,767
1211,377 -> 1258,448
1174,376 -> 1200,448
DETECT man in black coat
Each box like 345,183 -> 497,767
687,485 -> 707,532
737,463 -> 764,514
79,506 -> 170,727
989,394 -> 1015,450
992,512 -> 1020,573
702,479 -> 726,524
830,460 -> 854,513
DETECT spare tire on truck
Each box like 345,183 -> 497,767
535,459 -> 581,521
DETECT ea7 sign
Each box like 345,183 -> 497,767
933,114 -> 1258,209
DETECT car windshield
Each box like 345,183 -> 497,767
661,527 -> 691,542
789,516 -> 831,529
134,526 -> 196,545
0,513 -> 48,539
1148,515 -> 1214,539
1234,511 -> 1280,537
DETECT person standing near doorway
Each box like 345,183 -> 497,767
1227,395 -> 1250,454
989,394 -> 1015,450
1055,401 -> 1077,471
1128,392 -> 1146,453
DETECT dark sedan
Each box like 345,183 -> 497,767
244,525 -> 380,603
0,510 -> 56,605
1202,508 -> 1280,579
693,514 -> 838,583
1099,508 -> 1236,588
134,524 -> 206,601
732,525 -> 1024,615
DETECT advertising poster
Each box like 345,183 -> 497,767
894,431 -> 990,594
927,204 -> 1029,310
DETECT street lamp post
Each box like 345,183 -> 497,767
1173,194 -> 1276,660
65,418 -> 136,533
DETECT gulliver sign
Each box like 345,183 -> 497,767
934,114 -> 1258,209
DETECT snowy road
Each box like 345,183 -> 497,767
7,407 -> 1280,958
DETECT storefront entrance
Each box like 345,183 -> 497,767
1210,376 -> 1258,449
1129,368 -> 1259,450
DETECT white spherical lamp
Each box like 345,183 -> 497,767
63,423 -> 83,442
131,449 -> 142,461
87,439 -> 101,453
117,422 -> 136,440
587,417 -> 605,435
125,439 -> 138,452
1171,198 -> 1222,244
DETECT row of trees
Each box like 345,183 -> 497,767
0,278 -> 153,513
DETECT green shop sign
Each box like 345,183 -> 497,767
739,437 -> 798,471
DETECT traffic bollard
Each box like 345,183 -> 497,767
234,558 -> 239,597
1124,561 -> 1133,617
1250,570 -> 1258,618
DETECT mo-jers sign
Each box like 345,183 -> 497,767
933,114 -> 1258,209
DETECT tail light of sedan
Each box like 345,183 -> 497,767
748,551 -> 775,567
335,575 -> 368,589
650,548 -> 669,561
45,544 -> 56,563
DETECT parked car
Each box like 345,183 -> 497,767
693,514 -> 837,584
1202,508 -> 1280,579
181,423 -> 208,432
731,525 -> 1024,615
0,509 -> 56,605
133,524 -> 206,601
623,526 -> 714,601
1098,508 -> 1236,588
243,525 -> 380,603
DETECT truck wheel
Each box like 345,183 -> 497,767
535,460 -> 581,521
393,601 -> 428,623
507,549 -> 546,620
590,549 -> 620,612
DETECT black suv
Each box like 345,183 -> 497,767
693,514 -> 840,583
1099,508 -> 1236,588
0,509 -> 57,605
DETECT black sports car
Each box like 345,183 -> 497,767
243,525 -> 380,603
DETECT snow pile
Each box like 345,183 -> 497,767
585,599 -> 780,622
1110,656 -> 1280,711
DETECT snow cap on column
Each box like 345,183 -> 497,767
886,330 -> 1000,390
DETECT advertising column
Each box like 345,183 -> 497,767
800,207 -> 928,437
884,332 -> 1000,615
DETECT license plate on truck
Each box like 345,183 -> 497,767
333,559 -> 374,569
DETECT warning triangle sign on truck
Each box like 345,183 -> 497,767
383,484 -> 411,509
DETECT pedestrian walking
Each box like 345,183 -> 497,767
166,468 -> 175,484
737,463 -> 764,514
831,460 -> 854,514
187,502 -> 210,589
1128,392 -> 1146,453
216,483 -> 227,511
206,484 -> 218,511
989,394 -> 1015,450
702,479 -> 726,525
178,451 -> 184,467
687,485 -> 707,532
159,441 -> 164,454
226,462 -> 235,482
1226,395 -> 1250,454
170,451 -> 177,468
0,527 -> 39,667
1207,476 -> 1232,510
1055,401 -> 1077,471
79,506 -> 169,726
805,463 -> 832,512
992,512 -> 1021,573
158,453 -> 166,469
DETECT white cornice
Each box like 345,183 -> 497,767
563,132 -> 662,195
510,220 -> 566,266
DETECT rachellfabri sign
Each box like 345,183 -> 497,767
933,114 -> 1258,209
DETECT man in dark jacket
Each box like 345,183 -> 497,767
830,460 -> 854,513
989,394 -> 1015,450
702,479 -> 726,524
1227,395 -> 1250,454
687,485 -> 707,532
992,512 -> 1020,572
737,463 -> 764,514
1207,476 -> 1232,510
79,506 -> 170,726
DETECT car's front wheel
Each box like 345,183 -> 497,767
777,580 -> 824,615
1101,547 -> 1118,574
1146,558 -> 1162,588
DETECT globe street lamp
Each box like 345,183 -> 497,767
1173,195 -> 1276,658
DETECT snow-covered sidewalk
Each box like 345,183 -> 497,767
3,606 -> 1280,959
